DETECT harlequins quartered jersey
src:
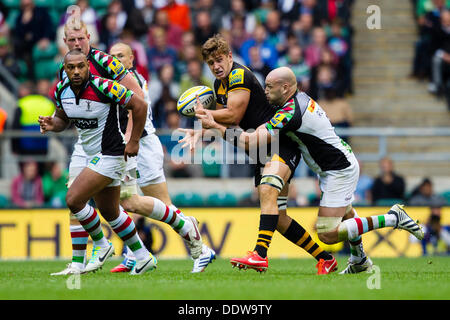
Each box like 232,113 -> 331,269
54,74 -> 134,156
214,62 -> 275,130
265,91 -> 353,174
130,69 -> 155,135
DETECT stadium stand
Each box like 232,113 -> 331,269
0,0 -> 448,207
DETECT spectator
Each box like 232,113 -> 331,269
10,160 -> 44,208
0,36 -> 20,91
277,44 -> 310,92
176,44 -> 201,80
136,0 -> 156,27
99,14 -> 122,52
291,12 -> 314,48
42,162 -> 68,208
193,10 -> 218,46
11,82 -> 55,157
56,0 -> 100,56
12,0 -> 54,79
370,156 -> 406,205
221,0 -> 257,34
312,63 -> 337,100
192,0 -> 223,30
147,9 -> 183,52
412,0 -> 450,79
428,9 -> 450,107
149,63 -> 180,128
107,0 -> 128,32
408,178 -> 448,207
317,84 -> 353,132
179,59 -> 213,95
248,45 -> 272,85
160,0 -> 192,32
354,160 -> 374,205
119,29 -> 149,81
146,26 -> 178,75
287,183 -> 300,207
240,24 -> 278,69
265,10 -> 288,55
305,27 -> 330,68
228,14 -> 251,53
421,206 -> 450,255
122,1 -> 147,38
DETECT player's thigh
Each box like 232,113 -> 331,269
66,167 -> 113,208
136,134 -> 166,188
94,186 -> 121,221
317,157 -> 359,216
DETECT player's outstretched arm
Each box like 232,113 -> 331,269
197,112 -> 272,151
38,109 -> 70,133
119,72 -> 145,99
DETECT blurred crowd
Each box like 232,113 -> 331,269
0,0 -> 449,209
412,0 -> 450,110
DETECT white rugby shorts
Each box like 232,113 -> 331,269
136,133 -> 166,187
318,154 -> 359,208
86,154 -> 126,187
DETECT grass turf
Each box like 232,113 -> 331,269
0,256 -> 449,300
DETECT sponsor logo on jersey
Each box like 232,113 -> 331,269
111,82 -> 126,100
269,113 -> 286,128
90,156 -> 100,165
108,58 -> 124,75
229,69 -> 244,86
72,118 -> 98,129
307,99 -> 316,113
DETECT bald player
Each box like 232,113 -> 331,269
108,42 -> 215,273
198,66 -> 424,274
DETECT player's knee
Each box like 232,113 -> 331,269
65,191 -> 83,212
317,232 -> 337,245
259,174 -> 284,197
120,197 -> 134,213
316,216 -> 342,244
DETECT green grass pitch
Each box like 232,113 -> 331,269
0,256 -> 449,300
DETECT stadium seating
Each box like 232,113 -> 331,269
89,0 -> 111,10
34,59 -> 60,80
172,192 -> 204,207
205,192 -> 237,207
441,191 -> 450,205
375,198 -> 405,206
34,0 -> 55,8
0,194 -> 9,208
2,0 -> 20,9
32,42 -> 58,61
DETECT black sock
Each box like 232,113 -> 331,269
254,214 -> 279,258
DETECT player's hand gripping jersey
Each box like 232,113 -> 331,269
265,91 -> 354,175
53,75 -> 134,156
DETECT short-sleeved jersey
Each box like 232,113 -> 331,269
54,74 -> 134,156
214,62 -> 275,130
265,91 -> 353,174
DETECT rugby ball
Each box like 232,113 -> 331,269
177,86 -> 215,117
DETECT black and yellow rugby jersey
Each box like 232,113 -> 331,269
214,62 -> 275,130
